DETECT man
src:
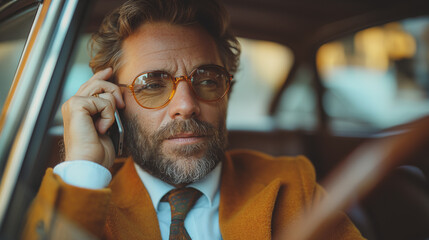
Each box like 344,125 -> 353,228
24,0 -> 365,239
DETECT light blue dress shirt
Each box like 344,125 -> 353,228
135,163 -> 222,240
54,160 -> 223,240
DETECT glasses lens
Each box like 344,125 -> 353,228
191,66 -> 230,101
133,71 -> 174,108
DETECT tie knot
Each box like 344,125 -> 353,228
163,188 -> 202,221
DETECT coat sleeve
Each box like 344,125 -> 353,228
22,168 -> 111,240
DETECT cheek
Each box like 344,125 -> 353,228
200,99 -> 228,126
123,94 -> 139,117
122,95 -> 161,133
123,91 -> 137,106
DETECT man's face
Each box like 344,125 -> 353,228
117,22 -> 228,186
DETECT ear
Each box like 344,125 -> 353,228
228,80 -> 236,97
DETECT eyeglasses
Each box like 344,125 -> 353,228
118,64 -> 232,109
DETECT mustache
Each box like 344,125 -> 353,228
153,118 -> 216,142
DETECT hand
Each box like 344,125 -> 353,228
61,68 -> 125,169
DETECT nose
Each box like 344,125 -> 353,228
167,80 -> 200,119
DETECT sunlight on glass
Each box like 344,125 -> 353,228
227,38 -> 293,130
384,23 -> 416,59
317,17 -> 429,132
317,42 -> 346,78
318,24 -> 417,73
243,39 -> 292,89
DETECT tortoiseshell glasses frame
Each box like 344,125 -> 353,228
118,64 -> 233,109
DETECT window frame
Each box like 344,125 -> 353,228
0,0 -> 91,238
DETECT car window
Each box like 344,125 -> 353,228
275,65 -> 318,131
0,7 -> 38,113
317,16 -> 429,133
52,34 -> 93,126
227,38 -> 293,130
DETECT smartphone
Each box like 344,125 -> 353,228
108,110 -> 124,157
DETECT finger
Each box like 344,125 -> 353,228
84,81 -> 125,109
76,68 -> 114,96
96,92 -> 116,114
77,68 -> 113,93
66,96 -> 116,134
90,97 -> 116,134
90,67 -> 112,82
76,69 -> 125,108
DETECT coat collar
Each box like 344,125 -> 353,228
219,152 -> 280,240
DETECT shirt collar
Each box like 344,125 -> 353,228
134,162 -> 222,211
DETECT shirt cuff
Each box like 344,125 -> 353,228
53,160 -> 112,189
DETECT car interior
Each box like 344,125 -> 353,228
0,0 -> 428,239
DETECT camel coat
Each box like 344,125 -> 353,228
23,149 -> 364,240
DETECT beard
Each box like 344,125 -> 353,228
121,114 -> 227,186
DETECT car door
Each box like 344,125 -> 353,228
0,0 -> 90,238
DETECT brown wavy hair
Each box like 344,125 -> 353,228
89,0 -> 240,78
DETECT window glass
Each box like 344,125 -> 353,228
0,7 -> 38,113
275,65 -> 318,131
317,16 -> 429,133
53,35 -> 93,125
227,38 -> 293,130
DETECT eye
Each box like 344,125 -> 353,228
198,78 -> 218,87
144,81 -> 166,90
134,79 -> 167,93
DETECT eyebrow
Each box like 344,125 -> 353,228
132,63 -> 221,79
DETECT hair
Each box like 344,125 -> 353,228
89,0 -> 241,77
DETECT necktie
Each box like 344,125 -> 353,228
162,188 -> 202,240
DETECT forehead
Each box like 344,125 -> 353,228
118,22 -> 223,82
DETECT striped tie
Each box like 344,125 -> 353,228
162,188 -> 202,240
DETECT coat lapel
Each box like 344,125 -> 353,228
107,159 -> 162,240
219,153 -> 281,240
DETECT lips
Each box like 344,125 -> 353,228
152,119 -> 215,145
163,132 -> 211,146
167,132 -> 205,140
